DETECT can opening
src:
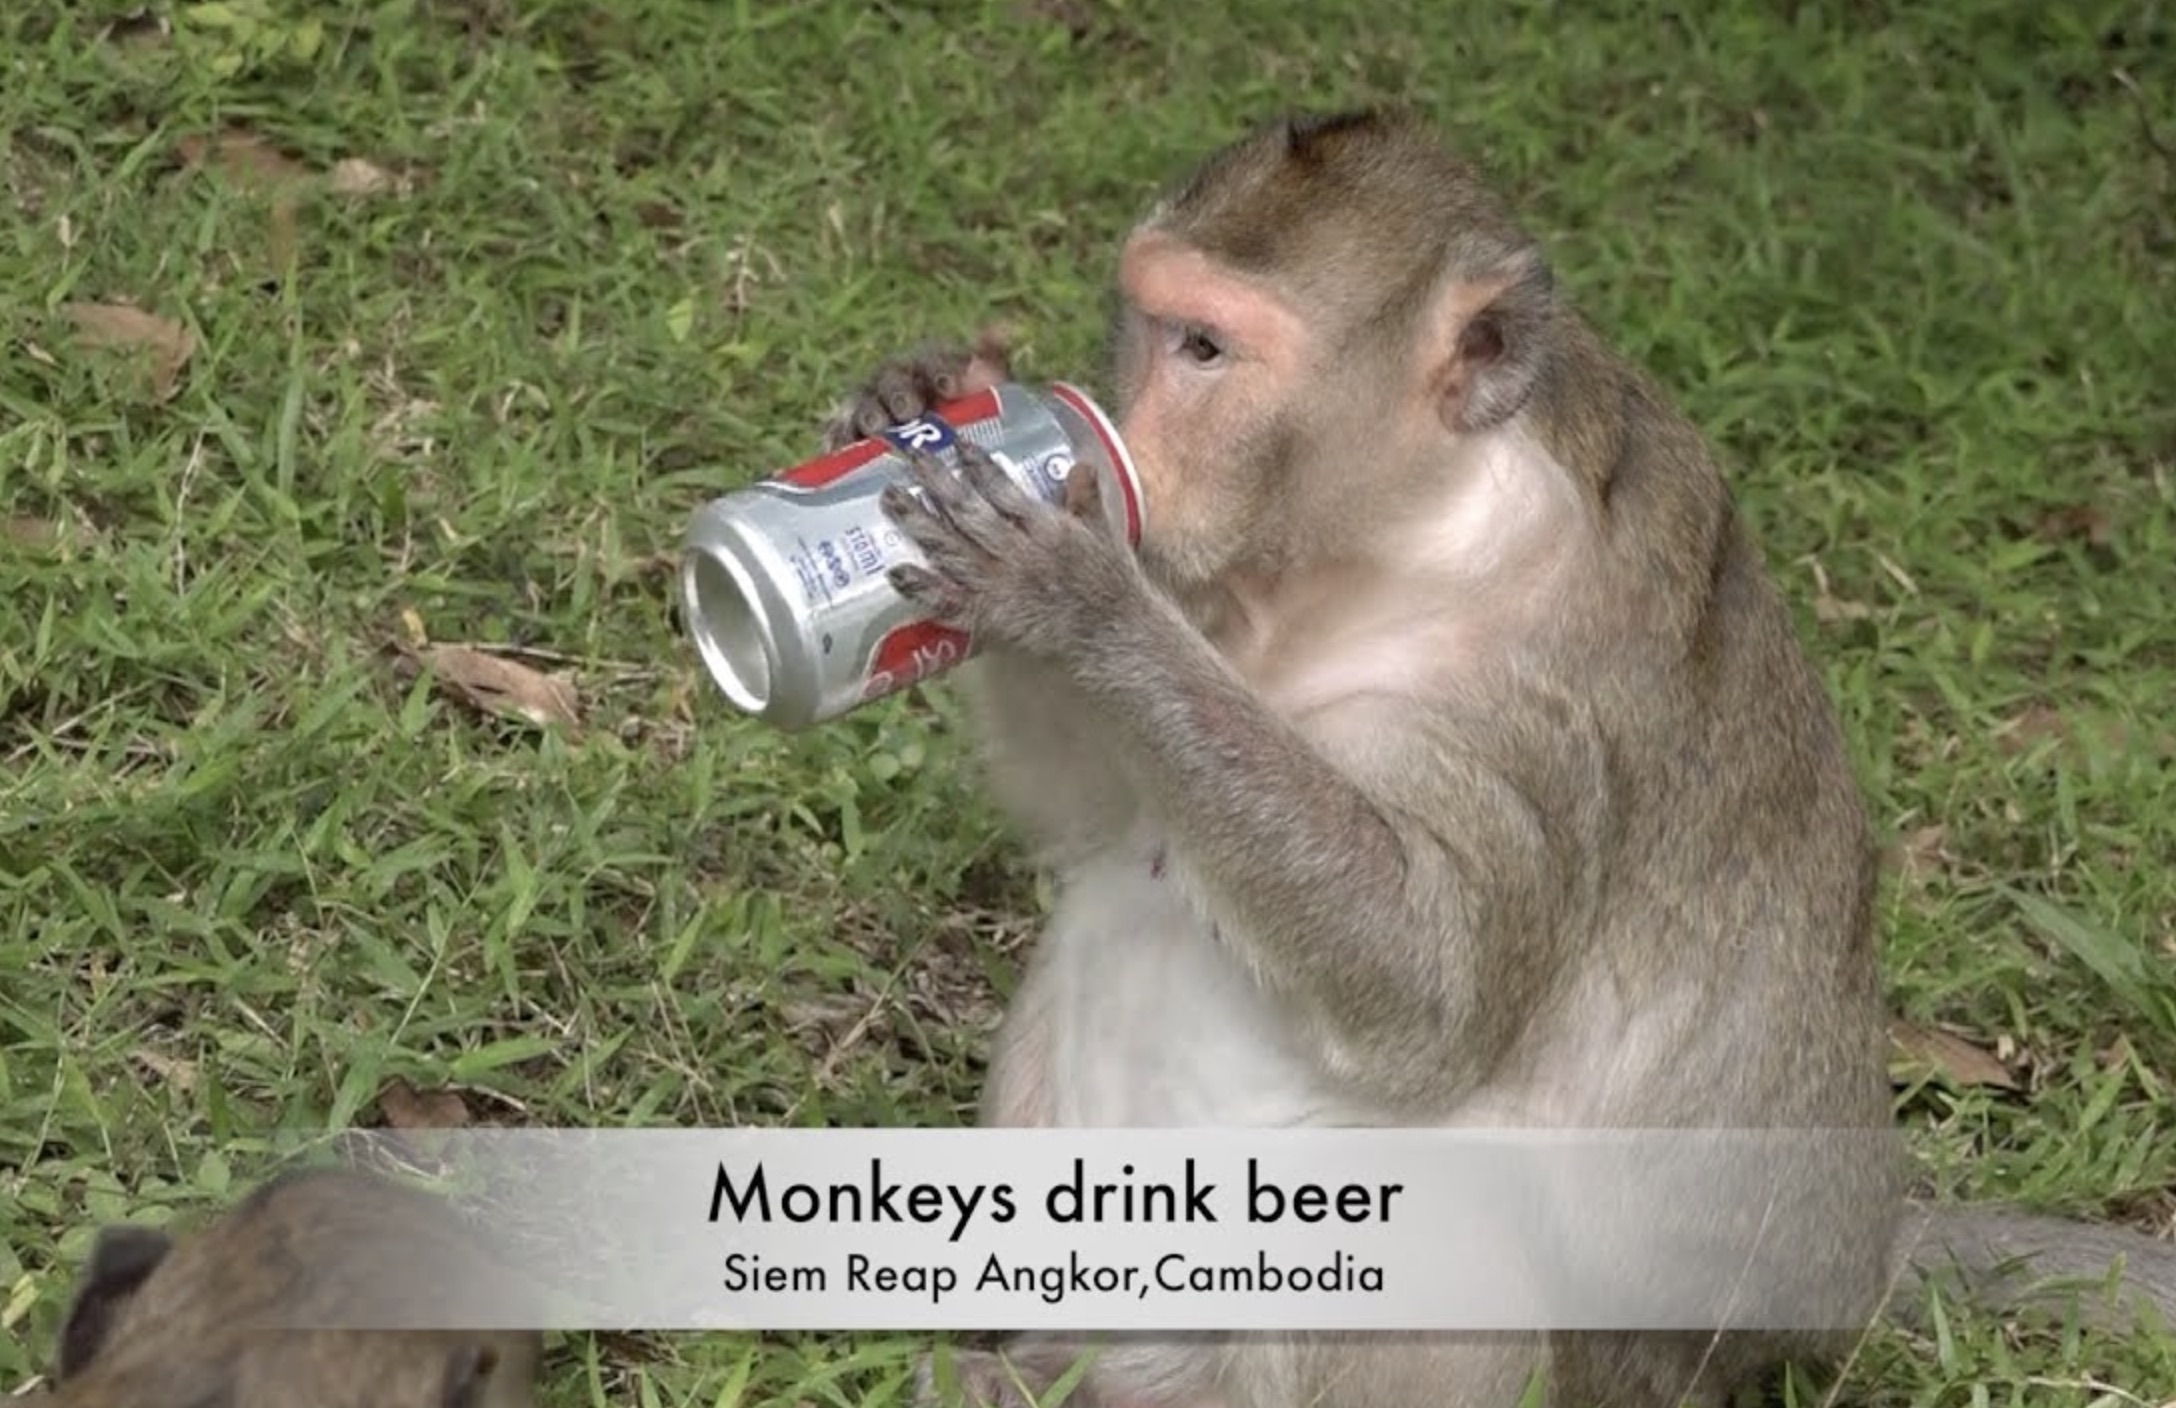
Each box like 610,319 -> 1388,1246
682,546 -> 773,714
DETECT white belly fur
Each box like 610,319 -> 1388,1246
1021,836 -> 1686,1133
1038,841 -> 1357,1128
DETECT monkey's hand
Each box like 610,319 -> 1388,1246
881,439 -> 1144,660
820,329 -> 1014,451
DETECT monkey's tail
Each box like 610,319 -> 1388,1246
1884,1200 -> 2176,1334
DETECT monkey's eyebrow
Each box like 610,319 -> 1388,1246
1121,237 -> 1297,353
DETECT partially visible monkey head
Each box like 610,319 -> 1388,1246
1108,109 -> 1559,591
45,1167 -> 540,1408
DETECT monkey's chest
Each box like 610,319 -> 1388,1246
1038,844 -> 1345,1128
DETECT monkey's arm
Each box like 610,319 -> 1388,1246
1088,599 -> 1588,1062
959,650 -> 1140,864
885,442 -> 1596,1091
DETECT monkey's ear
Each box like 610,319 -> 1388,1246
55,1224 -> 174,1378
438,1340 -> 503,1408
1428,252 -> 1554,436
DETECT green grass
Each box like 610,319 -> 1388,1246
3,0 -> 2173,1402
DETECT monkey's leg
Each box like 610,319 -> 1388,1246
1228,1332 -> 1549,1408
923,1333 -> 1560,1408
921,1334 -> 1225,1408
1546,1329 -> 1772,1408
977,947 -> 1061,1129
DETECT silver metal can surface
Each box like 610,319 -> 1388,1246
681,382 -> 1144,731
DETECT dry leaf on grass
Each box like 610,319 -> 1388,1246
5,516 -> 62,550
615,550 -> 680,585
176,128 -> 313,190
1993,704 -> 2173,761
176,130 -> 406,272
104,10 -> 170,46
60,300 -> 196,400
178,128 -> 407,201
175,129 -> 316,270
2034,502 -> 2114,548
375,1076 -> 472,1130
1888,1019 -> 2020,1091
1811,593 -> 1873,624
1021,0 -> 1104,39
369,1077 -> 474,1167
1994,703 -> 2072,754
329,157 -> 396,197
1889,823 -> 1953,883
132,1046 -> 200,1093
1017,0 -> 1143,47
418,644 -> 583,730
1803,558 -> 1873,624
2110,1186 -> 2176,1241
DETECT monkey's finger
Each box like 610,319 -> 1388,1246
879,482 -> 954,542
818,412 -> 861,452
887,563 -> 942,599
897,448 -> 980,524
874,362 -> 936,424
820,392 -> 892,451
923,465 -> 1025,561
888,565 -> 971,625
880,483 -> 999,587
920,346 -> 973,401
823,341 -> 991,449
882,487 -> 1011,604
954,440 -> 1046,528
1062,460 -> 1106,524
852,395 -> 909,442
896,449 -> 1024,562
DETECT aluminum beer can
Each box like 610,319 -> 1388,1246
680,381 -> 1145,731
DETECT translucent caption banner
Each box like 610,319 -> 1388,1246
300,1128 -> 1905,1334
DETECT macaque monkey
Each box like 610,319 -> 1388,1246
44,1167 -> 541,1408
823,110 -> 2176,1407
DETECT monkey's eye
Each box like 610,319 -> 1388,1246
1171,324 -> 1227,368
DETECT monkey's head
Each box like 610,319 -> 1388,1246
1107,108 -> 1559,590
49,1174 -> 539,1408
